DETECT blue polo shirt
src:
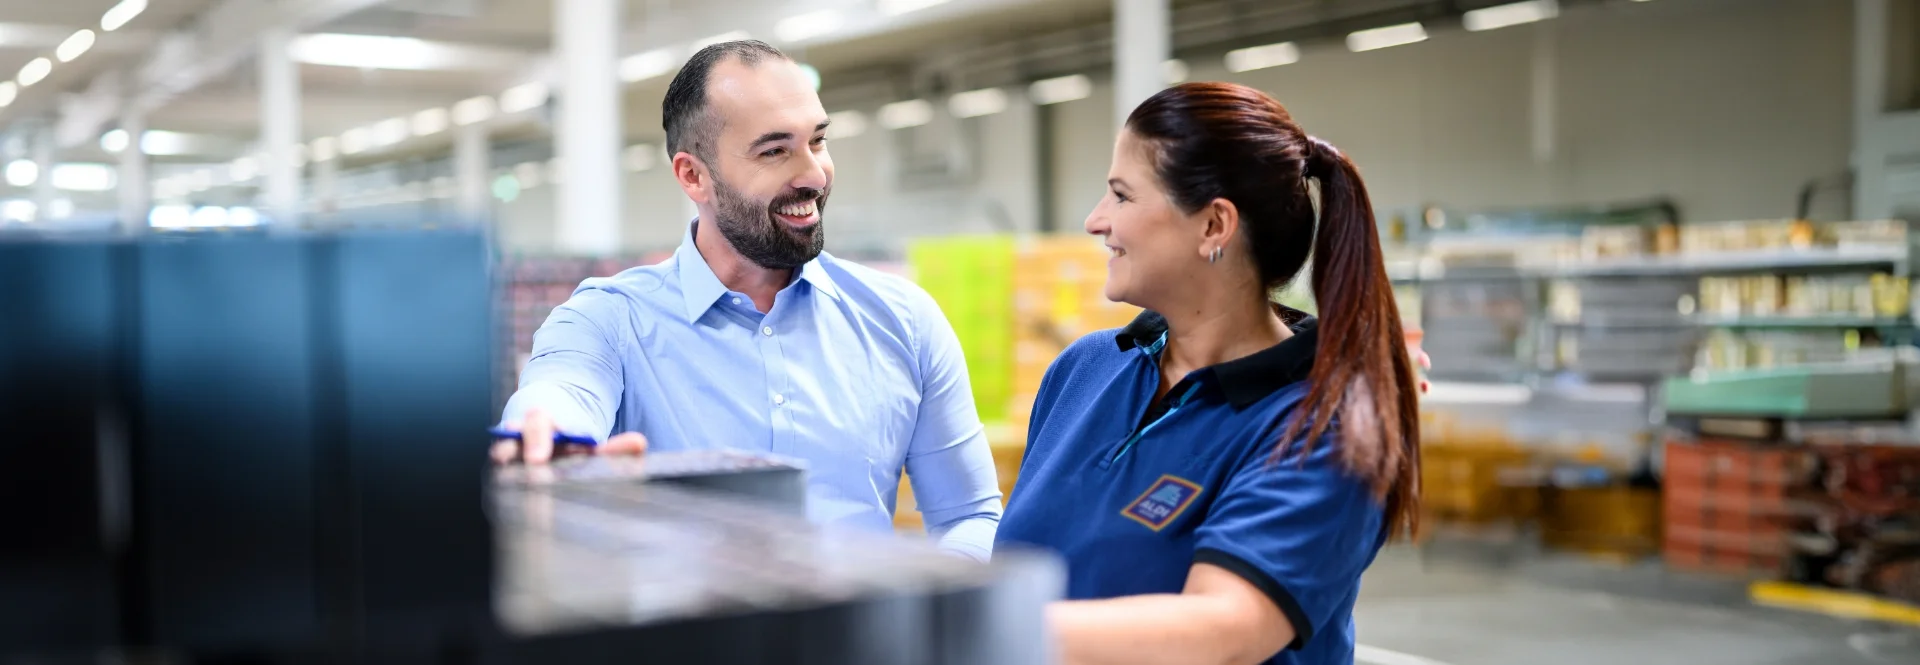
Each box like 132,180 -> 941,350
996,308 -> 1386,665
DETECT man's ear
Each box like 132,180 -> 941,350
674,153 -> 711,205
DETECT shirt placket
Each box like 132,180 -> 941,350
759,304 -> 795,457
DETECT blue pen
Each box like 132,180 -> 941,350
488,427 -> 600,447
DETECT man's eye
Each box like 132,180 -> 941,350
762,147 -> 786,158
811,136 -> 827,146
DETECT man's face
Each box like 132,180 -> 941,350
698,58 -> 834,270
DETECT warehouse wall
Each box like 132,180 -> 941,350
491,0 -> 1854,255
1051,0 -> 1855,227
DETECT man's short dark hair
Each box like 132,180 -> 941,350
662,40 -> 791,166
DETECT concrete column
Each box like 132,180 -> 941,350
118,113 -> 150,233
1113,0 -> 1171,128
553,0 -> 623,255
32,124 -> 55,222
454,123 -> 491,224
260,28 -> 303,227
1854,0 -> 1891,219
313,157 -> 339,221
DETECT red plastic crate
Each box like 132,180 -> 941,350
1662,439 -> 1811,576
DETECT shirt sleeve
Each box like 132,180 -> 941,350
900,291 -> 1003,562
1192,431 -> 1384,651
498,290 -> 626,440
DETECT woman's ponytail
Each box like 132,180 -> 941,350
1282,136 -> 1422,541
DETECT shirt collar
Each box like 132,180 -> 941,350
673,220 -> 842,322
1115,304 -> 1319,408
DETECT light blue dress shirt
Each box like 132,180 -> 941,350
500,224 -> 1003,560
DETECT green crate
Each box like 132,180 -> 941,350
910,235 -> 1017,424
1662,365 -> 1906,418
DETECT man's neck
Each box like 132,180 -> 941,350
693,216 -> 793,314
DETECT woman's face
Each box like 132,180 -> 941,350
1086,130 -> 1207,308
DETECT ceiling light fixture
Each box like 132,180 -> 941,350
877,99 -> 934,130
1163,59 -> 1189,84
100,129 -> 129,153
1028,74 -> 1092,105
52,163 -> 115,191
1347,22 -> 1428,52
5,160 -> 39,187
619,49 -> 678,83
0,82 -> 18,108
101,0 -> 147,32
57,29 -> 96,63
1224,42 -> 1301,73
310,137 -> 339,162
18,58 -> 52,87
825,111 -> 868,140
229,157 -> 258,182
623,144 -> 656,172
775,10 -> 843,43
691,31 -> 752,54
451,96 -> 497,125
948,88 -> 1009,119
371,118 -> 409,147
499,82 -> 548,114
411,107 -> 450,136
339,128 -> 372,155
1463,0 -> 1559,32
290,34 -> 435,70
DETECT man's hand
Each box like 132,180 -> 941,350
490,407 -> 649,464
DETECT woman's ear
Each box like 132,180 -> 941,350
1202,197 -> 1241,253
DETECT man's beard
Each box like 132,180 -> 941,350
711,175 -> 827,271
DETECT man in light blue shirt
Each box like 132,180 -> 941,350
491,40 -> 1002,560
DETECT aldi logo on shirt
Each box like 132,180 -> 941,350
1122,474 -> 1204,531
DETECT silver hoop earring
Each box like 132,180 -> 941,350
1210,246 -> 1223,264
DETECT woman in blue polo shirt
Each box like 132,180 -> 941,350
996,82 -> 1421,665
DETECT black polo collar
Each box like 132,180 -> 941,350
1115,305 -> 1319,408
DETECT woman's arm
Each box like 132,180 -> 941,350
1049,563 -> 1295,665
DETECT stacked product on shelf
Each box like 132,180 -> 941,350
1786,442 -> 1920,605
1660,437 -> 1811,575
1010,236 -> 1143,426
907,236 -> 1016,426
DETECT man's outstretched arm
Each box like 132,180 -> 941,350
495,291 -> 631,463
902,293 -> 1004,562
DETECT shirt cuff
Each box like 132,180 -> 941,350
1193,547 -> 1312,650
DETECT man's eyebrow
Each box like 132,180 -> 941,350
815,119 -> 831,134
748,131 -> 794,149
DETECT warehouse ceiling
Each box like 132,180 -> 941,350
0,0 -> 1631,170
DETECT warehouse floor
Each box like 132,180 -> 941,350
1354,544 -> 1920,665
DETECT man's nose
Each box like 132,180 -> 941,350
792,151 -> 829,191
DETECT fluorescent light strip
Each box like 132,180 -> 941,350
18,57 -> 52,87
5,160 -> 38,187
290,34 -> 434,70
1163,59 -> 1189,84
451,96 -> 497,125
775,10 -> 843,43
623,144 -> 656,172
310,137 -> 338,162
1029,74 -> 1092,105
619,48 -> 678,83
1224,41 -> 1301,73
499,82 -> 548,114
691,31 -> 752,53
948,88 -> 1009,118
57,29 -> 95,62
826,111 -> 868,139
339,128 -> 372,155
411,107 -> 450,136
0,82 -> 16,108
100,129 -> 129,153
1463,0 -> 1559,32
228,157 -> 258,182
877,99 -> 934,129
1347,22 -> 1429,52
101,0 -> 147,32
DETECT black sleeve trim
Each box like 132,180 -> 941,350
1194,547 -> 1312,651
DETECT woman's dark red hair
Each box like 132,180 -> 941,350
1125,82 -> 1421,540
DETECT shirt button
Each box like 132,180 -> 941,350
761,326 -> 774,336
732,297 -> 742,305
773,394 -> 786,406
